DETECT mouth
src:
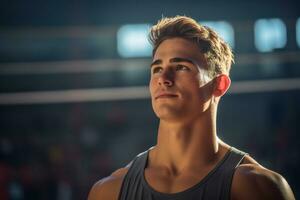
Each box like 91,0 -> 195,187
155,93 -> 178,100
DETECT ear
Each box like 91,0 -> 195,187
213,74 -> 231,97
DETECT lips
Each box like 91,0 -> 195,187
155,93 -> 178,100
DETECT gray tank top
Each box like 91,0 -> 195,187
118,147 -> 246,200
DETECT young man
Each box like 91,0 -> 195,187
88,16 -> 295,200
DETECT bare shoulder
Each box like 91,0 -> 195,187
231,155 -> 295,200
87,166 -> 130,200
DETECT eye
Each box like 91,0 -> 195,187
176,64 -> 190,71
152,66 -> 163,74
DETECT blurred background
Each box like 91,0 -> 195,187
0,0 -> 300,199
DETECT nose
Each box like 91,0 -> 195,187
158,69 -> 174,87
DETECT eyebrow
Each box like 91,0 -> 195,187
150,57 -> 196,68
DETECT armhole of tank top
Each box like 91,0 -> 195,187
227,150 -> 248,200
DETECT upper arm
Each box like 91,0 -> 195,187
87,178 -> 108,200
231,164 -> 295,200
87,168 -> 129,200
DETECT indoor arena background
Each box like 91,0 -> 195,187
0,0 -> 300,199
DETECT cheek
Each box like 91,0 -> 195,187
177,77 -> 204,99
176,81 -> 197,98
149,77 -> 157,94
197,69 -> 212,87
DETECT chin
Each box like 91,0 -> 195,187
153,105 -> 185,119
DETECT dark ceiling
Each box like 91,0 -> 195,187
0,0 -> 299,26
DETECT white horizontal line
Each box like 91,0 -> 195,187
228,78 -> 300,93
0,78 -> 299,105
0,86 -> 150,105
0,52 -> 300,75
0,59 -> 149,75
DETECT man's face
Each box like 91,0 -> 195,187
149,37 -> 214,122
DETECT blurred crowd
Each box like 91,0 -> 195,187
0,134 -> 112,200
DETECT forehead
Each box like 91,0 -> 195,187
153,37 -> 206,65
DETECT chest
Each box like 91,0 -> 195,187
144,167 -> 213,194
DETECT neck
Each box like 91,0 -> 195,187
153,109 -> 221,174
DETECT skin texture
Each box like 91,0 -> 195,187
88,38 -> 295,200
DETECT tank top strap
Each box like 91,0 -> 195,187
118,148 -> 150,200
209,146 -> 247,200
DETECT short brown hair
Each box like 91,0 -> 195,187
149,16 -> 234,77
